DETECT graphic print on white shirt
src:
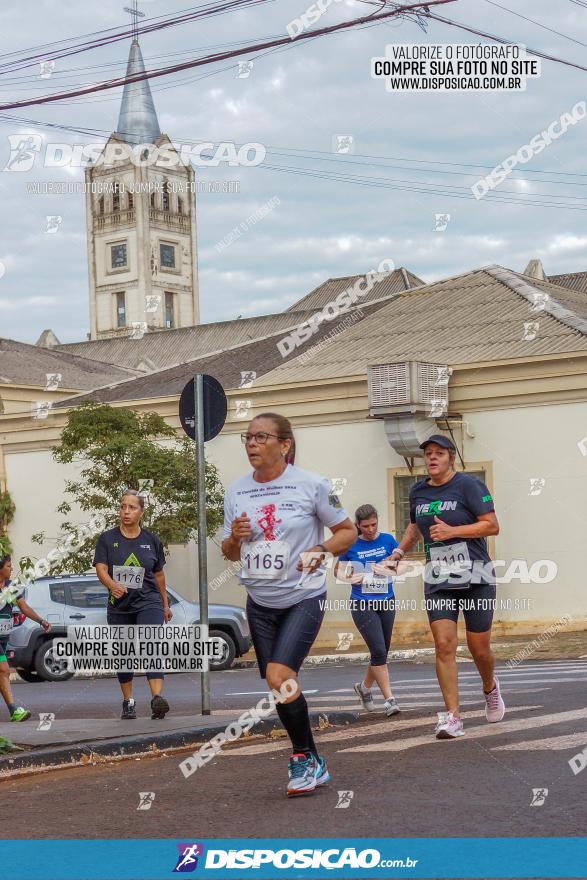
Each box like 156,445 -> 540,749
223,465 -> 349,609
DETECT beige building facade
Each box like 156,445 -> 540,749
2,345 -> 586,647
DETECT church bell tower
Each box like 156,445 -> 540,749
84,24 -> 200,340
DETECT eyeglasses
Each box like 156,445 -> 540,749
240,432 -> 281,445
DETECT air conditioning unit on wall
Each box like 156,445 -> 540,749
368,361 -> 450,415
367,361 -> 452,457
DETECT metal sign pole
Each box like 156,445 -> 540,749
194,375 -> 210,715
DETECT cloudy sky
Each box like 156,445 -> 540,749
0,0 -> 586,343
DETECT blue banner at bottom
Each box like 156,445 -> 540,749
1,838 -> 586,879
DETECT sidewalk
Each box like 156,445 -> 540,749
0,707 -> 362,778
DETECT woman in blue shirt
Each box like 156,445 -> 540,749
336,504 -> 400,716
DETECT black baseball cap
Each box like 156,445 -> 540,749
419,434 -> 456,452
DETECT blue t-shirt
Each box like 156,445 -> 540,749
339,532 -> 398,601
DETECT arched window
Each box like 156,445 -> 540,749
128,191 -> 134,210
177,196 -> 184,215
112,182 -> 120,212
162,180 -> 170,212
150,191 -> 156,209
98,195 -> 104,215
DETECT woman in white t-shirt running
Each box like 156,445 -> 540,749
222,413 -> 356,797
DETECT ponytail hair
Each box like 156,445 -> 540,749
256,412 -> 296,464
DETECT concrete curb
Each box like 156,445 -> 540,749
0,708 -> 363,777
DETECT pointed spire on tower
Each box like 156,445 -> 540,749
116,38 -> 161,146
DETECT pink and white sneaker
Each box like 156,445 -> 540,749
484,675 -> 506,722
435,711 -> 465,739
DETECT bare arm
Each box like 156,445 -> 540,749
320,518 -> 358,557
155,570 -> 172,622
396,521 -> 423,555
299,518 -> 357,575
95,562 -> 127,599
221,513 -> 252,562
16,597 -> 50,631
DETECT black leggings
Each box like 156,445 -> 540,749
350,600 -> 395,666
107,605 -> 164,683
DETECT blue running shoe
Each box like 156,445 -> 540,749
287,753 -> 318,797
315,756 -> 330,787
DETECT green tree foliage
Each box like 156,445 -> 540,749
32,402 -> 224,575
0,490 -> 15,556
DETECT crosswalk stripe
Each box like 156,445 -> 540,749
492,669 -> 587,677
340,707 -> 587,754
217,704 -> 540,757
300,689 -> 551,715
306,687 -> 549,703
493,732 -> 587,752
470,676 -> 587,685
225,690 -> 319,696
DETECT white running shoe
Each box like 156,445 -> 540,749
383,698 -> 400,716
353,682 -> 376,712
435,711 -> 465,739
484,675 -> 506,722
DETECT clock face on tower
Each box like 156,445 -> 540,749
111,243 -> 127,269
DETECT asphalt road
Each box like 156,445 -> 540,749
1,659 -> 586,842
7,655 -> 587,720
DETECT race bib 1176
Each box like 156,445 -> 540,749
113,565 -> 145,590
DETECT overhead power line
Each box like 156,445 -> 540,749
0,1 -> 456,110
0,0 -> 276,76
481,0 -> 587,51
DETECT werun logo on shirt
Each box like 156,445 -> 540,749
416,500 -> 458,516
123,552 -> 142,566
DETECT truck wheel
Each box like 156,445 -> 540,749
16,669 -> 42,683
34,639 -> 74,682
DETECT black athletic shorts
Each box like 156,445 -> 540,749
246,594 -> 325,678
424,582 -> 496,632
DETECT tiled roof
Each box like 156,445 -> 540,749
516,273 -> 587,321
0,337 -> 138,390
547,271 -> 587,297
53,265 -> 587,406
52,297 -> 394,406
285,267 -> 423,312
256,265 -> 587,387
56,311 -> 316,371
